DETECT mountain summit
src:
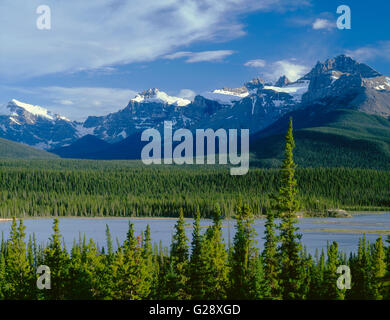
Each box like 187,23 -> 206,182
130,88 -> 191,107
299,55 -> 390,117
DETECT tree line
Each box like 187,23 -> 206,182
1,165 -> 390,218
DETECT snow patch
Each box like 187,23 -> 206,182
9,117 -> 21,125
131,89 -> 191,107
273,100 -> 285,107
264,80 -> 309,102
117,130 -> 127,139
212,89 -> 249,98
75,124 -> 95,137
10,99 -> 55,120
251,96 -> 257,115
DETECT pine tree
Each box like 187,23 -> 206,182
189,207 -> 205,299
43,218 -> 70,299
105,224 -> 113,257
229,203 -> 267,299
201,205 -> 229,299
276,118 -> 306,299
348,235 -> 374,299
323,241 -> 345,300
262,208 -> 281,299
371,236 -> 386,299
111,222 -> 152,299
308,249 -> 325,299
166,208 -> 190,299
4,218 -> 35,299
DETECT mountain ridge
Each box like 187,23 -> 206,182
2,54 -> 390,162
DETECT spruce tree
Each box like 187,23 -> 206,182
262,208 -> 281,299
189,207 -> 205,299
111,221 -> 152,300
166,208 -> 190,299
105,224 -> 113,257
43,218 -> 70,299
372,236 -> 386,299
201,205 -> 229,299
348,235 -> 374,299
229,203 -> 267,299
276,118 -> 305,299
323,241 -> 345,300
5,218 -> 35,299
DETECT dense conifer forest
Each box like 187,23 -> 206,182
0,161 -> 390,218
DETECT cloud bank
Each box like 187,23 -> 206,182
164,50 -> 235,63
0,0 -> 309,79
244,59 -> 309,82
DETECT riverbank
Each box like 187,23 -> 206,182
0,210 -> 389,221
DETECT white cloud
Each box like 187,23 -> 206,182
164,50 -> 235,63
312,18 -> 334,30
244,58 -> 309,82
177,89 -> 196,100
0,0 -> 309,79
58,100 -> 74,105
244,59 -> 267,68
346,42 -> 390,62
268,60 -> 309,81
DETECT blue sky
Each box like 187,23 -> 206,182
1,0 -> 389,121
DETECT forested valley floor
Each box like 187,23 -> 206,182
0,159 -> 390,218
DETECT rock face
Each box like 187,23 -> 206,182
327,209 -> 352,218
300,55 -> 390,117
0,99 -> 80,149
2,55 -> 390,152
275,76 -> 291,87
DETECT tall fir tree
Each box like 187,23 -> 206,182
262,208 -> 281,299
229,203 -> 268,299
189,207 -> 206,299
371,236 -> 386,299
166,208 -> 190,299
4,218 -> 35,299
322,241 -> 345,300
43,218 -> 70,300
201,205 -> 229,299
111,222 -> 152,299
276,118 -> 306,299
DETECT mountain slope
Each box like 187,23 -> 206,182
0,137 -> 59,159
251,107 -> 390,169
51,135 -> 111,158
0,99 -> 80,149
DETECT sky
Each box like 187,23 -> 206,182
0,0 -> 389,121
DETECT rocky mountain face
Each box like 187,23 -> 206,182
1,55 -> 390,152
300,55 -> 390,117
0,99 -> 80,149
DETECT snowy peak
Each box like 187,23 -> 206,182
302,54 -> 382,80
275,76 -> 291,87
2,99 -> 70,122
130,88 -> 191,107
244,78 -> 266,90
300,55 -> 390,104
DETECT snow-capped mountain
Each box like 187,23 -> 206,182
131,88 -> 191,106
0,99 -> 79,149
300,55 -> 390,117
2,55 -> 390,152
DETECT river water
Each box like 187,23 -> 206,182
1,213 -> 389,255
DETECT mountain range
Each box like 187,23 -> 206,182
2,54 -> 390,167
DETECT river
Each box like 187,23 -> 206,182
1,213 -> 389,255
